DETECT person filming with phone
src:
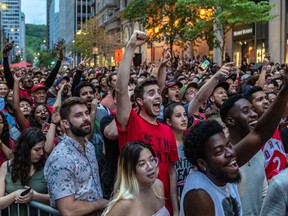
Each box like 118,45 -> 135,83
0,128 -> 50,215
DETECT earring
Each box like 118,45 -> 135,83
202,167 -> 206,172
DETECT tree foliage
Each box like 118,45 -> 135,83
25,24 -> 47,63
70,16 -> 122,60
124,0 -> 275,61
124,0 -> 199,52
176,0 -> 276,59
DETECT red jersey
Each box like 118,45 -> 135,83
262,129 -> 287,180
116,109 -> 179,214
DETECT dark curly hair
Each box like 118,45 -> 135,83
184,120 -> 223,169
11,128 -> 46,186
73,81 -> 96,97
28,104 -> 51,128
0,111 -> 10,146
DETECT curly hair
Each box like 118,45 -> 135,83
28,104 -> 51,128
0,111 -> 10,146
11,128 -> 46,186
73,81 -> 96,97
184,120 -> 223,169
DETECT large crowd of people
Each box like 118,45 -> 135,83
0,30 -> 288,215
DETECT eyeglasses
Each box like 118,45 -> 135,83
136,157 -> 159,170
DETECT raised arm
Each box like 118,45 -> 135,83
116,31 -> 148,129
152,48 -> 171,92
188,63 -> 232,117
71,58 -> 90,95
236,64 -> 288,166
44,107 -> 61,154
44,42 -> 63,88
12,74 -> 29,131
53,83 -> 66,108
255,58 -> 269,88
3,42 -> 14,89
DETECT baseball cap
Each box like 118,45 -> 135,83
220,73 -> 237,83
55,76 -> 70,86
31,84 -> 47,93
212,82 -> 230,94
179,82 -> 198,100
165,80 -> 183,89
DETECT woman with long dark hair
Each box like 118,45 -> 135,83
0,128 -> 49,215
0,111 -> 14,166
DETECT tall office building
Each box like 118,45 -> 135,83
0,0 -> 24,61
47,0 -> 96,65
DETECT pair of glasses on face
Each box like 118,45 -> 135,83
136,157 -> 159,170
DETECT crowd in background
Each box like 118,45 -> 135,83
0,30 -> 288,216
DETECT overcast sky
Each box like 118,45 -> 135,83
21,0 -> 46,25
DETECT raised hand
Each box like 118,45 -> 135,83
3,42 -> 14,57
55,42 -> 64,60
161,47 -> 171,66
128,30 -> 148,47
214,62 -> 235,80
13,72 -> 23,83
51,106 -> 61,125
77,57 -> 90,71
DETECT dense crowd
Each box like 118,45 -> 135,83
0,30 -> 288,216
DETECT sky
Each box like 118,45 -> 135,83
21,0 -> 46,25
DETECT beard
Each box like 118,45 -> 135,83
70,121 -> 91,137
208,164 -> 242,184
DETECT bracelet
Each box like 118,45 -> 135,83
50,122 -> 58,125
262,66 -> 267,70
195,75 -> 202,80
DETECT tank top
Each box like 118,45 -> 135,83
180,171 -> 242,216
152,206 -> 170,216
5,160 -> 48,216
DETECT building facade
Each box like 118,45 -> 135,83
0,0 -> 25,61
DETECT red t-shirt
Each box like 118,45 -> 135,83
262,129 -> 287,180
116,109 -> 179,214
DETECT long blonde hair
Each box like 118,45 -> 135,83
103,141 -> 156,215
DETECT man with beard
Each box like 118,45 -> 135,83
244,86 -> 287,180
115,30 -> 179,215
44,97 -> 108,216
220,95 -> 267,216
180,64 -> 288,216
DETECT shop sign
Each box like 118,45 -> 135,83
233,28 -> 253,37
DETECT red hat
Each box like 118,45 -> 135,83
31,84 -> 47,93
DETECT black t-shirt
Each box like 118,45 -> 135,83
100,114 -> 120,199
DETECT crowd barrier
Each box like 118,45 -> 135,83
0,201 -> 60,216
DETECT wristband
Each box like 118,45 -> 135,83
51,122 -> 58,125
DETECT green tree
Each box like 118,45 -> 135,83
25,24 -> 47,63
124,0 -> 199,53
177,0 -> 276,62
70,16 -> 122,64
36,50 -> 57,68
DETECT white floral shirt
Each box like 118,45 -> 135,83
44,135 -> 103,208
